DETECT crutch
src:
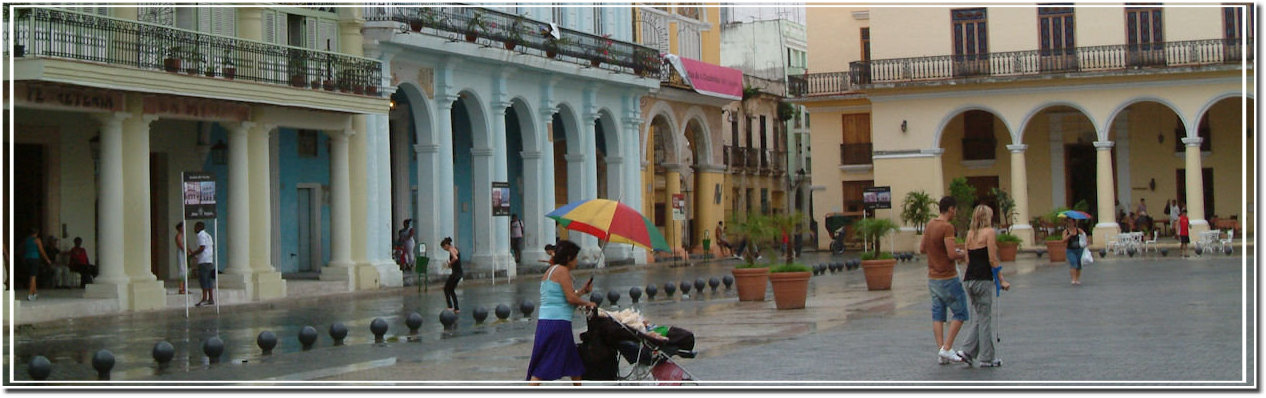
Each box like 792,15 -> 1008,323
991,266 -> 1003,343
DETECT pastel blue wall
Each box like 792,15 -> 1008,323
453,99 -> 474,251
200,123 -> 229,273
276,128 -> 332,273
506,108 -> 524,218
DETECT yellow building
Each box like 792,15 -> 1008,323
7,6 -> 390,315
793,5 -> 1253,251
634,5 -> 743,257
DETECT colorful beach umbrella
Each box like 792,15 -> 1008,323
546,199 -> 670,252
1057,210 -> 1093,220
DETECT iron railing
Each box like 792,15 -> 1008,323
744,147 -> 759,170
840,143 -> 873,166
788,71 -> 858,97
962,137 -> 997,161
365,6 -> 662,77
849,38 -> 1253,87
725,145 -> 745,170
9,8 -> 384,96
769,150 -> 785,173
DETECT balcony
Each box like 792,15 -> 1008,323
725,145 -> 745,171
8,8 -> 384,96
961,137 -> 997,161
769,150 -> 786,173
840,143 -> 873,166
365,7 -> 662,78
788,71 -> 860,97
848,38 -> 1252,88
744,147 -> 760,171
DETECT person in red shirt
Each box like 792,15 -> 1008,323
67,237 -> 94,287
1178,209 -> 1191,257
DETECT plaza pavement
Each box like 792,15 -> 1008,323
2,244 -> 1255,388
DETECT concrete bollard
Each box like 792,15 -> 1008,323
370,318 -> 388,342
330,322 -> 349,345
663,282 -> 676,297
152,341 -> 175,364
406,312 -> 424,332
473,306 -> 489,323
645,284 -> 658,300
92,350 -> 114,380
606,290 -> 621,306
520,300 -> 536,317
589,292 -> 604,307
257,331 -> 278,354
495,304 -> 511,320
693,278 -> 705,294
202,337 -> 225,362
629,287 -> 642,303
708,277 -> 720,293
28,356 -> 51,380
722,275 -> 734,289
299,326 -> 318,350
439,309 -> 458,328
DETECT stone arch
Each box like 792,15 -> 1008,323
933,104 -> 1014,149
1194,91 -> 1255,132
455,89 -> 492,149
555,102 -> 583,154
642,100 -> 681,164
681,105 -> 713,166
1105,96 -> 1187,140
509,96 -> 540,152
394,82 -> 436,147
1017,101 -> 1098,145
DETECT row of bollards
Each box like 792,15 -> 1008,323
587,275 -> 736,305
26,301 -> 545,381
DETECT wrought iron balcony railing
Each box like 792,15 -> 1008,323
9,8 -> 385,97
744,147 -> 759,170
769,150 -> 786,173
725,145 -> 745,170
840,143 -> 873,166
788,71 -> 858,97
961,137 -> 997,161
365,6 -> 662,77
848,38 -> 1253,87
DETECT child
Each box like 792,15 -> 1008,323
539,244 -> 556,264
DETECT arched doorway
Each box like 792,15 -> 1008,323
938,109 -> 1013,228
1020,105 -> 1096,237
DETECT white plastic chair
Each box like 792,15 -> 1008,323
1108,234 -> 1127,255
1217,230 -> 1234,252
1142,230 -> 1159,253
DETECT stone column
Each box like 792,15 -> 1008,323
1007,144 -> 1034,248
86,112 -> 131,306
369,113 -> 402,287
540,107 -> 559,248
349,115 -> 376,289
390,111 -> 411,240
415,142 -> 440,276
1091,140 -> 1120,249
521,150 -> 547,267
664,164 -> 683,253
471,146 -> 497,276
491,100 -> 514,274
1183,137 -> 1211,234
577,113 -> 601,264
437,95 -> 458,252
249,123 -> 285,300
321,131 -> 355,290
622,115 -> 647,264
120,106 -> 164,311
693,166 -> 726,254
221,122 -> 254,296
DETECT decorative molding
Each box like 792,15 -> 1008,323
471,148 -> 494,157
520,151 -> 542,160
1092,140 -> 1114,149
414,144 -> 439,154
693,164 -> 727,173
1005,144 -> 1028,153
839,164 -> 874,172
867,76 -> 1244,103
1181,137 -> 1204,147
921,148 -> 946,155
961,159 -> 996,169
872,150 -> 934,159
851,10 -> 869,20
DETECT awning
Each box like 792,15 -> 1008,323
665,54 -> 743,101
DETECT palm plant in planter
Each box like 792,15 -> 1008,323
729,213 -> 777,302
767,211 -> 812,309
1043,207 -> 1071,262
901,190 -> 936,234
854,217 -> 899,290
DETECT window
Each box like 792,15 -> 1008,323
1038,7 -> 1076,71
962,111 -> 996,161
860,27 -> 871,61
1126,6 -> 1165,66
840,114 -> 872,165
677,5 -> 701,20
1224,4 -> 1254,61
952,8 -> 989,76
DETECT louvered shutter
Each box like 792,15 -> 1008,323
305,16 -> 317,49
263,10 -> 277,43
198,7 -> 213,33
213,8 -> 235,36
317,18 -> 338,52
176,7 -> 197,31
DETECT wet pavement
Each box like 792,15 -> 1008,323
1,248 -> 1255,387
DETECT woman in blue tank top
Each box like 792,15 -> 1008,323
19,227 -> 52,301
526,240 -> 596,385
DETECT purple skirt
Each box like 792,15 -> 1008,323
525,319 -> 585,381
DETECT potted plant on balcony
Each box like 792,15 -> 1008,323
204,65 -> 216,78
504,14 -> 527,51
464,10 -> 489,42
768,211 -> 812,310
589,34 -> 613,67
221,52 -> 236,80
185,50 -> 204,75
164,46 -> 183,73
730,213 -> 776,302
854,217 -> 899,291
410,8 -> 437,32
288,50 -> 308,88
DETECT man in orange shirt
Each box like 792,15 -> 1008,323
920,196 -> 970,364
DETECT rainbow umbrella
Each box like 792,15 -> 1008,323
547,198 -> 670,252
1057,210 -> 1093,220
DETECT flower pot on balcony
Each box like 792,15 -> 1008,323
1045,240 -> 1067,263
504,41 -> 517,51
465,32 -> 477,42
323,79 -> 335,91
164,58 -> 181,73
15,44 -> 24,58
861,259 -> 897,291
290,74 -> 306,88
353,84 -> 365,95
222,66 -> 236,80
366,85 -> 379,96
310,80 -> 321,90
546,49 -> 557,59
186,66 -> 199,75
997,241 -> 1019,262
590,58 -> 602,67
204,68 -> 215,78
409,21 -> 423,32
769,271 -> 811,310
731,267 -> 769,302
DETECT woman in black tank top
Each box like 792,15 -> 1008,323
956,205 -> 1011,368
441,237 -> 463,312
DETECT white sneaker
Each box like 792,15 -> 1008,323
979,359 -> 1003,367
938,348 -> 963,362
937,354 -> 950,365
26,294 -> 36,301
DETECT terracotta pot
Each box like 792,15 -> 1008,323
310,80 -> 321,90
366,86 -> 379,96
222,66 -> 235,80
769,271 -> 811,310
1045,240 -> 1067,263
465,32 -> 477,42
409,21 -> 423,32
861,259 -> 897,291
731,267 -> 769,302
997,241 -> 1018,262
290,75 -> 306,88
590,58 -> 601,67
546,49 -> 557,59
504,41 -> 517,51
204,69 -> 215,78
163,58 -> 181,73
323,80 -> 335,91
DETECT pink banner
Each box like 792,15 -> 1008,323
677,57 -> 743,100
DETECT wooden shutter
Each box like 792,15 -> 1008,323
305,16 -> 318,49
263,10 -> 277,43
213,8 -> 236,36
177,7 -> 197,31
317,18 -> 338,52
198,7 -> 213,33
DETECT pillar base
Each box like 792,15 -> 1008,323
1189,219 -> 1211,235
1091,222 -> 1121,250
320,265 -> 356,291
128,280 -> 167,311
895,228 -> 921,253
604,244 -> 633,264
1009,224 -> 1035,249
495,253 -> 517,280
217,272 -> 255,298
371,259 -> 404,288
253,271 -> 287,301
85,280 -> 129,309
471,252 -> 499,279
355,262 -> 380,290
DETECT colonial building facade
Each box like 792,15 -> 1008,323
793,5 -> 1253,251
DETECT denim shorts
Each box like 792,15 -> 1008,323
198,263 -> 215,289
1066,248 -> 1083,270
929,277 -> 969,322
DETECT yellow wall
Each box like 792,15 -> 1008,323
938,112 -> 1014,196
700,6 -> 722,64
805,7 -> 868,73
870,7 -> 950,59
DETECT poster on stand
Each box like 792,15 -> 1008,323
183,172 -> 217,219
863,186 -> 891,210
493,182 -> 510,216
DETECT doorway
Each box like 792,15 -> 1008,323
1065,144 -> 1098,216
1176,168 -> 1215,220
12,144 -> 46,287
295,185 -> 322,272
150,153 -> 169,278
